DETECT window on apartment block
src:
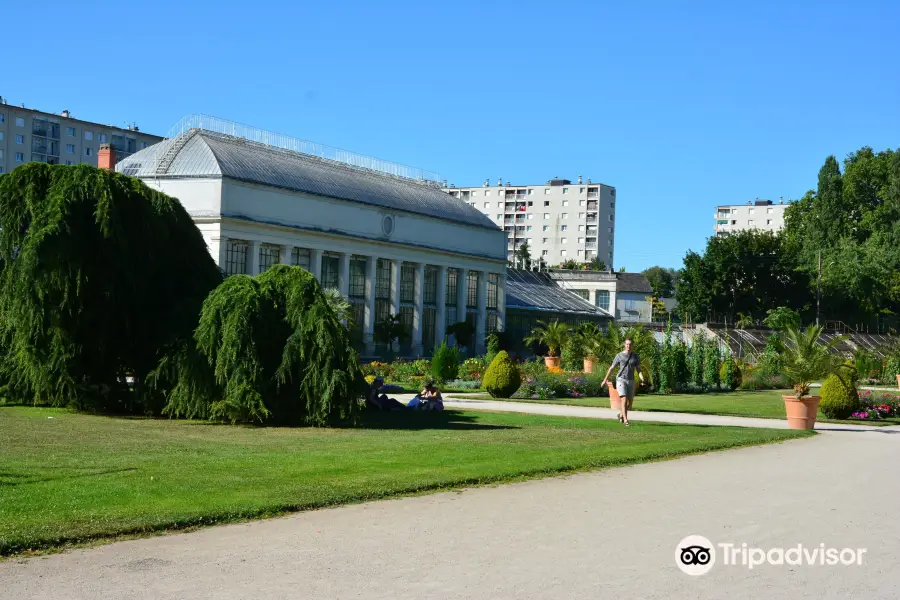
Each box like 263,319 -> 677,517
543,213 -> 550,219
65,160 -> 73,166
579,187 -> 585,193
0,166 -> 3,174
15,135 -> 23,144
496,214 -> 502,220
562,187 -> 568,194
66,127 -> 76,137
579,225 -> 585,231
15,152 -> 24,162
560,237 -> 568,244
542,250 -> 548,256
767,219 -> 772,225
561,225 -> 568,231
15,117 -> 25,127
543,200 -> 550,206
578,237 -> 585,244
543,188 -> 550,195
0,114 -> 5,123
609,214 -> 613,221
66,144 -> 75,153
749,207 -> 755,214
85,148 -> 93,156
579,200 -> 586,206
542,237 -> 549,244
224,240 -> 249,275
542,225 -> 549,231
526,225 -> 533,231
484,190 -> 491,196
84,131 -> 93,141
577,250 -> 584,257
484,202 -> 490,208
560,249 -> 567,256
497,202 -> 503,208
526,213 -> 534,220
562,213 -> 568,219
0,132 -> 4,141
748,219 -> 754,226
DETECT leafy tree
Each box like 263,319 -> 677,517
780,324 -> 848,398
675,230 -> 806,323
0,163 -> 222,412
703,342 -> 721,390
585,258 -> 607,271
559,259 -> 580,270
763,306 -> 800,330
689,332 -> 706,388
324,288 -> 353,326
642,266 -> 677,297
514,241 -> 532,269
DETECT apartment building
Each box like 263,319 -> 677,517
714,199 -> 788,237
444,176 -> 616,268
0,96 -> 162,175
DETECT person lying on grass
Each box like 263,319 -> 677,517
601,337 -> 644,427
366,377 -> 407,411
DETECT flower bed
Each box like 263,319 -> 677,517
850,391 -> 900,421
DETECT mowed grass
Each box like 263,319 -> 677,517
1,406 -> 810,555
461,389 -> 900,426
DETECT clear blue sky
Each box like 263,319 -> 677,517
6,0 -> 898,270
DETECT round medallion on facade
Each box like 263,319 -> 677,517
382,214 -> 395,237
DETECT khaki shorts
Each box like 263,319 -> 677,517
616,378 -> 636,402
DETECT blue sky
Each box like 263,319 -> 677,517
6,0 -> 898,270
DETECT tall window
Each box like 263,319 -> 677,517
224,240 -> 248,275
595,290 -> 610,311
424,266 -> 438,305
486,312 -> 499,333
487,273 -> 499,309
466,271 -> 478,308
321,255 -> 339,289
400,264 -> 415,303
422,307 -> 436,350
291,247 -> 310,269
259,244 -> 280,273
573,289 -> 589,300
349,258 -> 366,298
375,259 -> 392,323
445,269 -> 458,306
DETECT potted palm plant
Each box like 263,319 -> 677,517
524,320 -> 570,369
780,324 -> 847,429
577,324 -> 602,373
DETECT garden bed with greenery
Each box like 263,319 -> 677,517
0,405 -> 811,556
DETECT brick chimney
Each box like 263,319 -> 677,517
98,144 -> 116,170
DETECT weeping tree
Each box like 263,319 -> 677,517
156,265 -> 367,425
0,163 -> 222,412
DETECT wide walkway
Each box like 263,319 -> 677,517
398,393 -> 889,431
2,416 -> 898,598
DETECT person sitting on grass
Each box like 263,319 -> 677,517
407,380 -> 444,411
366,377 -> 406,411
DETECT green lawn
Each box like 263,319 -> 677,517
0,406 -> 810,555
458,390 -> 900,426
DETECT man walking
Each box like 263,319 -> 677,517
601,338 -> 644,426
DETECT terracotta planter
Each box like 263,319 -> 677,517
783,395 -> 821,430
544,356 -> 561,369
583,358 -> 596,373
607,382 -> 623,411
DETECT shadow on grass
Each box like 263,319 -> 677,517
346,409 -> 519,431
0,467 -> 138,487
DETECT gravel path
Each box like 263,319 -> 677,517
2,421 -> 898,598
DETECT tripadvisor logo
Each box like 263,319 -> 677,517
675,535 -> 867,576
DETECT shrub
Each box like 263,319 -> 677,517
561,335 -> 586,372
391,359 -> 430,382
158,265 -> 366,425
431,343 -> 461,383
720,355 -> 742,391
482,351 -> 522,398
689,333 -> 706,389
361,361 -> 391,377
485,333 -> 501,365
444,379 -> 482,390
703,344 -> 721,391
882,352 -> 900,385
819,373 -> 860,419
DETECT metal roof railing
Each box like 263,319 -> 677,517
155,114 -> 442,185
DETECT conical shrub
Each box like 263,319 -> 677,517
482,351 -> 521,398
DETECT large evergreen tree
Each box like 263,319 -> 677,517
0,163 -> 222,412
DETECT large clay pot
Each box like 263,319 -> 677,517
783,395 -> 821,430
544,356 -> 561,369
607,382 -> 623,411
583,358 -> 596,373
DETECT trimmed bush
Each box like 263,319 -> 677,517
819,373 -> 861,419
431,342 -> 461,383
482,351 -> 522,398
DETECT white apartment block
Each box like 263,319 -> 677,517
444,176 -> 616,267
715,199 -> 788,237
0,96 -> 162,175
